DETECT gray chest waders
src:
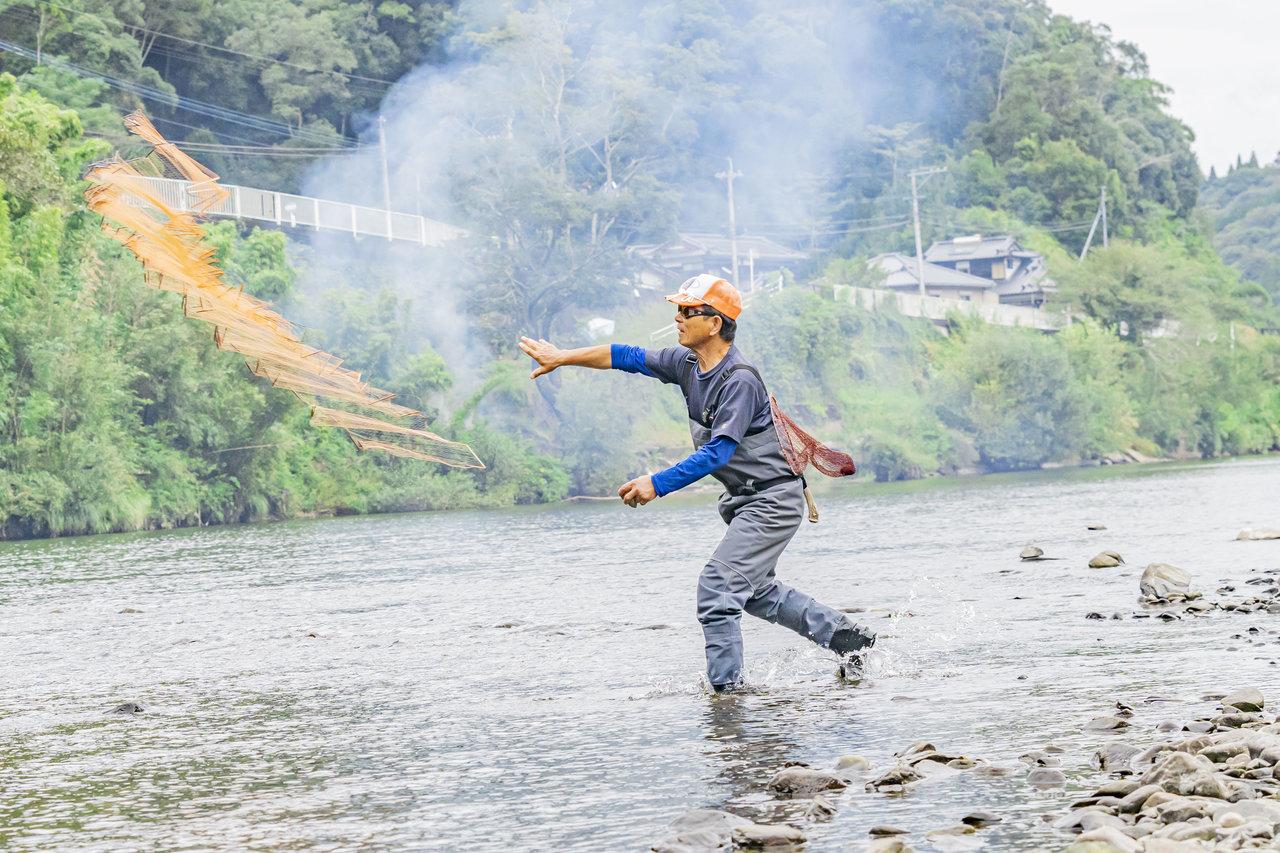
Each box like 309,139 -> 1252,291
685,364 -> 861,688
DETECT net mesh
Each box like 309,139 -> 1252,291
770,396 -> 857,478
84,112 -> 484,470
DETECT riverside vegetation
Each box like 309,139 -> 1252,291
2,0 -> 1280,539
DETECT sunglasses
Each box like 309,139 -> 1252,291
677,305 -> 719,319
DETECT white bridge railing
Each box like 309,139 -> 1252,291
133,176 -> 467,247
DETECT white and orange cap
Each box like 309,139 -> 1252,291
664,274 -> 743,320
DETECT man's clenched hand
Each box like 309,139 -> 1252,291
618,475 -> 657,508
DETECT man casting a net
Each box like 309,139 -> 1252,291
518,274 -> 876,692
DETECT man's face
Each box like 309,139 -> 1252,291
674,304 -> 720,347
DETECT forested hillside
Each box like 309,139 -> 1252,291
1199,157 -> 1280,304
1,0 -> 1277,539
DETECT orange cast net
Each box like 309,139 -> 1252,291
84,112 -> 483,470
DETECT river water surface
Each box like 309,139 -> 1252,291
2,457 -> 1279,851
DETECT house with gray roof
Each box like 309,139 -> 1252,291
923,234 -> 1055,307
868,252 -> 999,303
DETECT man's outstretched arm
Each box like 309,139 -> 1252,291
518,337 -> 612,378
519,338 -> 663,379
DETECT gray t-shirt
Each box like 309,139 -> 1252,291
645,345 -> 772,443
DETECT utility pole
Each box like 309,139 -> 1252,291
1100,185 -> 1108,248
747,248 -> 756,292
716,158 -> 743,288
1079,185 -> 1109,260
909,166 -> 946,297
378,115 -> 393,242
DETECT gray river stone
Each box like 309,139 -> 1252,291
867,765 -> 923,791
804,795 -> 837,819
959,811 -> 1001,827
730,822 -> 807,848
654,809 -> 752,852
1221,687 -> 1265,713
1089,551 -> 1124,568
1086,715 -> 1130,731
766,766 -> 846,796
866,839 -> 916,853
868,825 -> 908,836
1094,778 -> 1142,798
924,825 -> 975,838
1117,783 -> 1163,814
1020,545 -> 1045,560
1237,529 -> 1280,540
1151,794 -> 1217,823
1064,840 -> 1135,853
833,754 -> 871,771
1094,742 -> 1141,771
1140,563 -> 1192,599
111,702 -> 144,714
1027,767 -> 1067,787
1140,752 -> 1231,799
1074,827 -> 1139,853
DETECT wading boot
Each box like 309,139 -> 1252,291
829,623 -> 876,683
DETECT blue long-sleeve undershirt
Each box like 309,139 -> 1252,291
651,436 -> 738,497
610,344 -> 738,496
610,343 -> 653,376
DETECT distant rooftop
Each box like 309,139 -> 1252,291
870,253 -> 997,289
924,234 -> 1020,263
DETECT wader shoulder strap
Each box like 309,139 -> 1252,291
697,363 -> 768,433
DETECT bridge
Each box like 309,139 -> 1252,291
135,176 -> 467,247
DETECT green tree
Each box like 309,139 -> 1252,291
931,321 -> 1091,470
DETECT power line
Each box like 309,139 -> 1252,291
0,37 -> 356,148
738,211 -> 909,228
85,133 -> 364,158
2,0 -> 397,87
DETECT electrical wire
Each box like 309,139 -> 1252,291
85,133 -> 364,158
2,0 -> 398,87
0,37 -> 357,148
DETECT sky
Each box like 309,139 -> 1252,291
1050,0 -> 1280,174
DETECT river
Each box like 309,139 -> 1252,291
2,457 -> 1277,850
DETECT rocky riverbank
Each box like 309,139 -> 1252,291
651,530 -> 1280,852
